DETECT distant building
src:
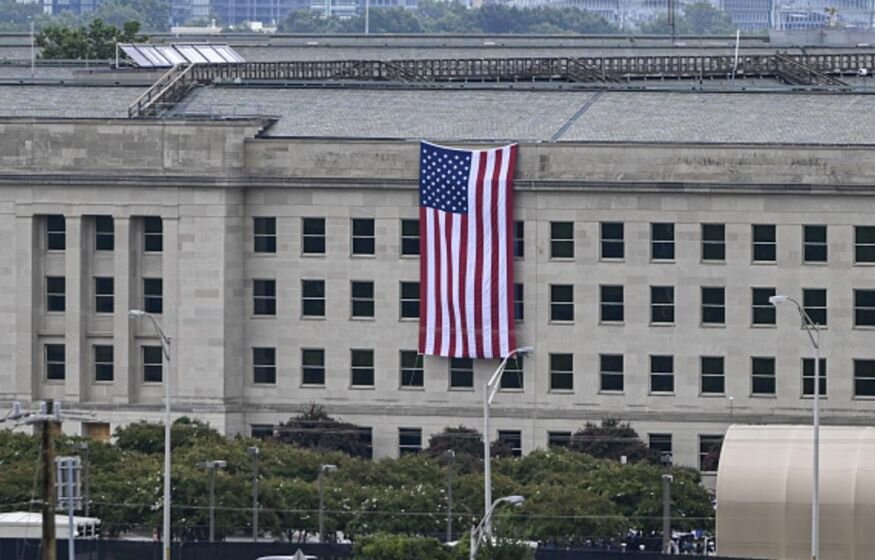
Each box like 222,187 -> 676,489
720,0 -> 773,31
40,0 -> 97,16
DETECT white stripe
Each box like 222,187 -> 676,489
451,215 -> 463,357
425,209 -> 437,355
438,211 -> 451,357
465,154 -> 480,357
480,149 -> 496,359
496,146 -> 511,358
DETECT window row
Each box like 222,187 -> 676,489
553,285 -> 875,328
240,348 -> 875,399
43,215 -> 163,253
44,276 -> 163,314
44,344 -> 163,383
248,217 -> 875,265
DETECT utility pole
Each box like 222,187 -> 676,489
41,400 -> 58,560
445,450 -> 454,543
248,447 -> 260,542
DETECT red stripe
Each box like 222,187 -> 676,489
432,210 -> 443,355
473,152 -> 487,358
504,145 -> 518,352
489,149 -> 503,358
418,206 -> 428,354
458,214 -> 469,358
445,213 -> 456,358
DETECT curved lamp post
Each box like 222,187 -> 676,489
770,294 -> 821,560
469,495 -> 525,560
129,309 -> 171,560
483,347 -> 533,538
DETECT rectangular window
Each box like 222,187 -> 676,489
351,218 -> 375,256
548,431 -> 571,448
803,225 -> 827,263
600,354 -> 624,392
254,217 -> 276,254
46,215 -> 65,251
497,430 -> 523,457
751,357 -> 776,396
549,353 -> 573,391
143,278 -> 163,314
600,285 -> 624,323
802,358 -> 827,396
600,222 -> 624,259
701,287 -> 726,325
359,427 -> 374,459
94,345 -> 113,382
514,283 -> 524,322
46,276 -> 66,312
351,349 -> 374,387
854,360 -> 875,397
95,216 -> 114,251
251,425 -> 274,439
400,350 -> 424,388
94,277 -> 114,314
46,343 -> 65,380
855,289 -> 875,327
253,279 -> 276,316
649,433 -> 672,456
302,279 -> 326,318
855,226 -> 875,263
143,216 -> 163,253
701,223 -> 725,261
302,217 -> 326,255
550,284 -> 574,322
650,286 -> 675,324
752,287 -> 777,325
651,222 -> 675,261
699,435 -> 723,472
650,355 -> 674,393
301,348 -> 325,386
400,219 -> 419,256
142,346 -> 163,383
700,356 -> 725,395
253,347 -> 276,384
350,280 -> 374,318
513,221 -> 524,258
398,428 -> 422,455
752,224 -> 776,263
550,221 -> 574,259
500,356 -> 524,390
803,288 -> 827,326
450,358 -> 473,389
400,282 -> 419,319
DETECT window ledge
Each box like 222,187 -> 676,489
44,380 -> 65,385
301,384 -> 326,389
700,260 -> 726,265
301,316 -> 327,321
350,317 -> 376,321
649,323 -> 675,327
802,261 -> 828,266
750,394 -> 777,398
853,262 -> 875,266
93,381 -> 114,385
649,392 -> 676,396
251,383 -> 278,388
350,254 -> 376,259
599,390 -> 625,395
549,320 -> 575,325
399,317 -> 419,322
250,315 -> 277,320
301,253 -> 327,258
700,323 -> 726,328
399,386 -> 425,391
650,259 -> 676,264
141,382 -> 164,386
852,395 -> 875,400
549,389 -> 574,394
350,385 -> 376,390
449,387 -> 474,392
400,254 -> 420,259
750,323 -> 777,328
250,252 -> 277,258
801,395 -> 828,400
548,257 -> 575,262
700,393 -> 727,398
499,388 -> 525,393
751,261 -> 777,265
599,321 -> 624,326
599,258 -> 625,263
853,325 -> 875,330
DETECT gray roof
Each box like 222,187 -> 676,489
172,86 -> 875,144
0,85 -> 141,117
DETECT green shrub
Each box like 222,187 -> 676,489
354,533 -> 451,560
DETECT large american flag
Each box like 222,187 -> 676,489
418,141 -> 518,359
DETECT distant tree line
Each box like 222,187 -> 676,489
0,406 -> 717,547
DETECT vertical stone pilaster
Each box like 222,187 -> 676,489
64,215 -> 84,403
15,214 -> 35,400
113,217 -> 132,404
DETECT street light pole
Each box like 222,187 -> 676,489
445,450 -> 455,542
469,495 -> 525,560
318,464 -> 337,543
248,446 -> 260,542
196,460 -> 227,542
129,309 -> 171,560
73,442 -> 90,518
483,347 -> 533,538
770,294 -> 821,560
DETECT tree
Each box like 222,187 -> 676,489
355,533 -> 452,560
568,419 -> 658,464
37,18 -> 144,60
0,0 -> 41,32
640,1 -> 736,34
426,426 -> 483,459
114,417 -> 224,454
275,403 -> 373,459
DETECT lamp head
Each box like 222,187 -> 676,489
128,309 -> 145,317
504,495 -> 525,506
321,464 -> 337,472
247,446 -> 260,457
769,295 -> 789,306
515,346 -> 534,356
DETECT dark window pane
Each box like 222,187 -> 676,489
548,432 -> 572,448
600,354 -> 624,392
94,345 -> 114,382
514,221 -> 524,258
302,349 -> 325,385
855,290 -> 875,326
401,219 -> 420,256
351,281 -> 374,318
752,357 -> 776,395
650,355 -> 674,392
400,350 -> 424,387
497,430 -> 522,457
854,360 -> 875,397
302,218 -> 326,254
600,285 -> 624,322
450,358 -> 474,388
95,277 -> 114,313
702,287 -> 725,324
352,218 -> 376,256
803,225 -> 827,263
143,217 -> 163,252
649,434 -> 673,455
351,349 -> 374,386
802,358 -> 827,396
46,215 -> 66,250
549,353 -> 573,391
702,224 -> 725,261
254,217 -> 277,253
143,346 -> 163,383
400,281 -> 420,319
46,344 -> 65,380
253,280 -> 276,316
399,427 -> 422,455
651,223 -> 675,260
855,226 -> 875,263
753,224 -> 776,262
514,283 -> 524,322
651,286 -> 675,323
701,357 -> 725,394
500,356 -> 524,389
143,278 -> 163,314
752,288 -> 777,325
95,216 -> 114,251
803,289 -> 827,326
253,347 -> 276,384
601,222 -> 624,259
303,280 -> 326,317
550,222 -> 574,259
550,284 -> 574,322
46,276 -> 66,312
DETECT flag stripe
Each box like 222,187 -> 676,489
418,141 -> 518,359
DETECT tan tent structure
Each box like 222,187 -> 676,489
717,425 -> 875,560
